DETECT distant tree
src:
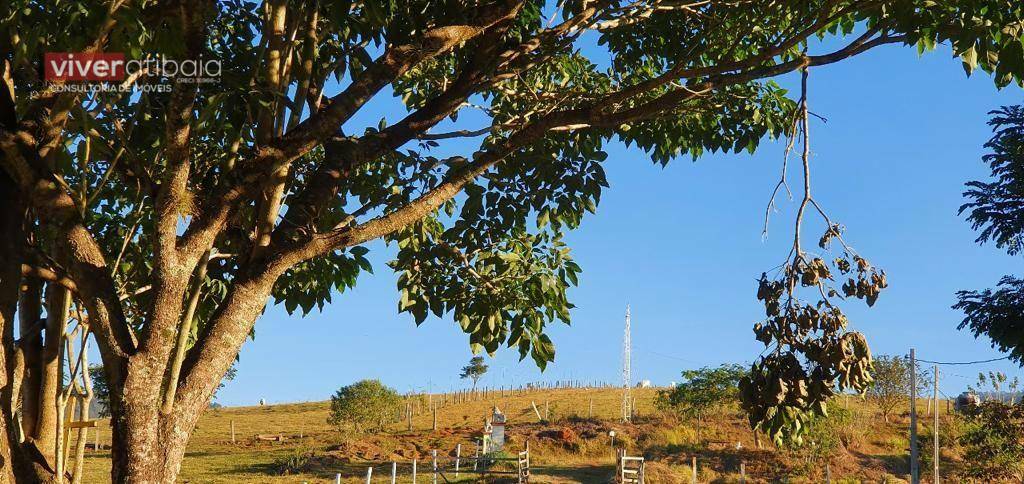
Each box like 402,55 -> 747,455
459,356 -> 489,390
864,354 -> 928,423
956,106 -> 1024,364
328,380 -> 403,433
658,364 -> 746,437
970,371 -> 1021,403
88,364 -> 111,418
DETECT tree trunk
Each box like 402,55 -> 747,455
106,383 -> 205,483
1,170 -> 59,483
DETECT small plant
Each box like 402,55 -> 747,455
327,380 -> 403,433
272,448 -> 318,475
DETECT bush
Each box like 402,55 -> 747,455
657,364 -> 746,439
957,400 -> 1024,481
786,406 -> 855,465
327,380 -> 403,433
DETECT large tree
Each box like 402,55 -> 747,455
957,105 -> 1024,365
0,0 -> 1021,482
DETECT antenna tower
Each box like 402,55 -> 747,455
622,305 -> 632,422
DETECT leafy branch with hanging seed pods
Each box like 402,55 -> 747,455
741,67 -> 888,445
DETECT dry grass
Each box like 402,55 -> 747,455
75,389 -> 949,483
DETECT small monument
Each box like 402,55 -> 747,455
490,406 -> 506,451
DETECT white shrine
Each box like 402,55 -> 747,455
489,406 -> 506,451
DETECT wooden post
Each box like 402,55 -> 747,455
531,401 -> 543,421
910,348 -> 919,484
432,450 -> 438,484
691,456 -> 697,484
432,405 -> 437,431
366,466 -> 373,483
589,398 -> 593,419
230,420 -> 235,444
94,427 -> 100,451
413,459 -> 418,483
336,473 -> 341,484
740,461 -> 745,483
933,364 -> 940,484
391,461 -> 397,484
408,403 -> 413,432
455,443 -> 461,478
544,400 -> 549,420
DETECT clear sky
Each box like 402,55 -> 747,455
216,41 -> 1024,407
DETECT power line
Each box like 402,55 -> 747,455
916,355 -> 1012,366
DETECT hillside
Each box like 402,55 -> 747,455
76,387 -> 949,483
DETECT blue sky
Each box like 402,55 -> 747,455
217,42 -> 1024,406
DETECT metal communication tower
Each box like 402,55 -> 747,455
622,305 -> 632,422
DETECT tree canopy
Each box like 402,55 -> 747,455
658,364 -> 747,419
1,0 -> 1023,481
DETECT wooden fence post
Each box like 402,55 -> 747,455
391,461 -> 397,484
335,473 -> 341,484
432,405 -> 437,431
366,466 -> 373,484
740,461 -> 745,483
934,364 -> 940,484
691,456 -> 697,484
589,398 -> 593,419
455,443 -> 461,478
412,459 -> 417,483
432,450 -> 438,484
230,420 -> 235,444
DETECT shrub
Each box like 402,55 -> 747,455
786,406 -> 855,464
327,379 -> 403,433
957,400 -> 1024,481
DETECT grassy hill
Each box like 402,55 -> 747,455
76,386 -> 954,483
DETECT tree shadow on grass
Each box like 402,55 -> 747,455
850,450 -> 907,477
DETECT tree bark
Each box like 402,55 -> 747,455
31,286 -> 70,469
0,169 -> 23,483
